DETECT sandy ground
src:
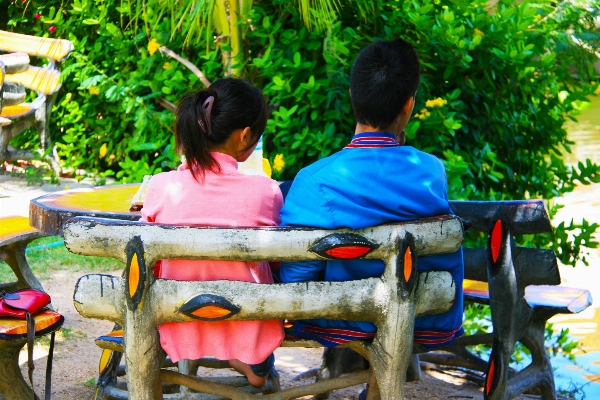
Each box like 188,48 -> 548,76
0,173 -> 579,399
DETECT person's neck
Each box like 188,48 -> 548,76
355,123 -> 388,134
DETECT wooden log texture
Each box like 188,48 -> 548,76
67,216 -> 463,400
64,215 -> 463,264
74,270 -> 455,325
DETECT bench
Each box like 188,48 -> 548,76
404,201 -> 591,400
64,215 -> 464,400
0,216 -> 64,400
0,30 -> 73,173
300,200 -> 591,400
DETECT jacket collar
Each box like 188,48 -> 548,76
345,132 -> 401,148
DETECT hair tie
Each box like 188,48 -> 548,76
199,95 -> 215,135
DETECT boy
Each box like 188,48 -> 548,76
279,38 -> 464,350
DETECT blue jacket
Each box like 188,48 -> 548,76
279,132 -> 464,349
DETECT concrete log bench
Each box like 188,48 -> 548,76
0,216 -> 64,400
64,215 -> 464,400
416,200 -> 592,400
0,30 -> 73,173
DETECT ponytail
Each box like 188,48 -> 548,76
175,78 -> 268,182
175,91 -> 217,180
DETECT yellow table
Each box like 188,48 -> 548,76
29,184 -> 142,235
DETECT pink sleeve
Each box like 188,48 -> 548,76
261,179 -> 283,226
139,177 -> 160,223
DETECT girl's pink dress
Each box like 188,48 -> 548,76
140,152 -> 284,364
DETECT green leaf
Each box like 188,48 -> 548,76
273,76 -> 285,86
418,4 -> 433,14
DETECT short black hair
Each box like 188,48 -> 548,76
350,39 -> 420,130
175,78 -> 268,181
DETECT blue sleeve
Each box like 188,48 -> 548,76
280,260 -> 327,282
279,168 -> 336,229
279,168 -> 332,282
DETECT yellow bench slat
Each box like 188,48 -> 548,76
0,30 -> 72,61
463,279 -> 592,313
0,104 -> 34,119
0,310 -> 63,339
4,66 -> 61,95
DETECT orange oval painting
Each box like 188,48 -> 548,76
191,306 -> 234,320
404,247 -> 412,282
128,254 -> 141,299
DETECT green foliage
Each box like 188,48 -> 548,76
5,0 -> 600,267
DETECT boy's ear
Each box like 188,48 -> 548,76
402,96 -> 415,115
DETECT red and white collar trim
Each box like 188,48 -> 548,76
344,132 -> 401,148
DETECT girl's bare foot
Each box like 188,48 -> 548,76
228,358 -> 268,387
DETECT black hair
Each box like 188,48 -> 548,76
175,77 -> 268,181
349,38 -> 420,130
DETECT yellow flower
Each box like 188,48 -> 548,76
148,38 -> 161,56
425,98 -> 447,108
534,14 -> 542,20
474,28 -> 484,36
414,108 -> 431,120
273,154 -> 285,172
64,185 -> 69,190
595,85 -> 600,96
99,143 -> 108,159
262,158 -> 272,178
163,62 -> 172,70
89,86 -> 100,95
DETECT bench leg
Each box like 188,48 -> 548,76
504,316 -> 556,400
365,368 -> 381,400
315,347 -> 366,399
366,303 -> 415,400
406,354 -> 422,382
1,242 -> 45,293
124,316 -> 164,400
0,339 -> 36,400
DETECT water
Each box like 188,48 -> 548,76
563,98 -> 600,167
550,94 -> 600,397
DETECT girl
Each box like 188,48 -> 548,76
140,78 -> 283,387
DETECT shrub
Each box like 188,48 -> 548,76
5,0 -> 600,265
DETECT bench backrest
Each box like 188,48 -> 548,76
66,215 -> 463,400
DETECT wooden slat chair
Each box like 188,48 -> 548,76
65,215 -> 464,400
416,201 -> 592,400
0,30 -> 73,172
0,216 -> 64,400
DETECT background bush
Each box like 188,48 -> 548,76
4,0 -> 600,266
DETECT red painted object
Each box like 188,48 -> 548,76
0,288 -> 50,319
485,357 -> 495,395
490,220 -> 502,263
325,245 -> 372,259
